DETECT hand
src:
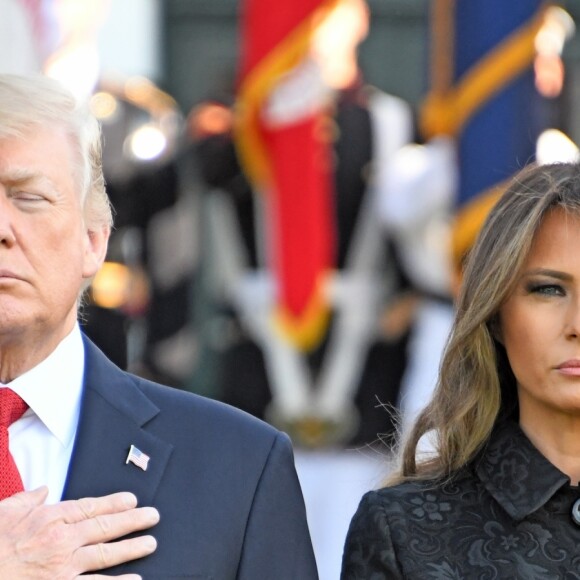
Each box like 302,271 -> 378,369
0,486 -> 159,579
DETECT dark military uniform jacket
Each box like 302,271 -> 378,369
342,420 -> 580,579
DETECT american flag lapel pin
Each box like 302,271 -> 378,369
126,444 -> 150,471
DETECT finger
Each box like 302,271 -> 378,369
75,535 -> 157,573
59,492 -> 139,524
76,506 -> 160,545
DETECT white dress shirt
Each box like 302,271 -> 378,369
1,324 -> 84,504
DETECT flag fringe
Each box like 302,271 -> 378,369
451,179 -> 507,271
273,275 -> 332,351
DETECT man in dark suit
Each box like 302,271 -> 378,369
0,73 -> 317,579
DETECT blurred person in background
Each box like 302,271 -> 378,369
342,162 -> 580,578
189,0 -> 443,452
84,77 -> 197,383
188,2 -> 454,578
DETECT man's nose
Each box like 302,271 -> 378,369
0,190 -> 16,248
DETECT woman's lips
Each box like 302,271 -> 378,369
557,360 -> 580,376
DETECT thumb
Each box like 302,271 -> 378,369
1,486 -> 49,509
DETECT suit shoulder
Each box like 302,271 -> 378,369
128,373 -> 282,445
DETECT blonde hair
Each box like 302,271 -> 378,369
390,162 -> 580,485
0,74 -> 113,231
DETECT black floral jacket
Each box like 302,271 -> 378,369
341,421 -> 580,579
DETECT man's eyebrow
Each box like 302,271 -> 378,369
1,168 -> 42,181
0,170 -> 58,191
521,268 -> 573,282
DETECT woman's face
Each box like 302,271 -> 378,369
499,208 -> 580,430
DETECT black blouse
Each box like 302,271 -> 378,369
341,421 -> 580,579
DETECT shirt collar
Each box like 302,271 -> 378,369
3,324 -> 85,448
474,420 -> 569,521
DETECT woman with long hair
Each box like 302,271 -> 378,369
342,161 -> 580,578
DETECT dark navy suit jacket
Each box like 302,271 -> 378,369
61,336 -> 318,579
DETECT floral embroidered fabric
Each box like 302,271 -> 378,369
341,421 -> 580,579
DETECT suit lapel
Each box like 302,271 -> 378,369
62,337 -> 174,506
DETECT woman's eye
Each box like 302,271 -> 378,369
528,283 -> 565,296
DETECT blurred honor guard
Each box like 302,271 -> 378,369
192,0 -> 415,448
84,77 -> 201,385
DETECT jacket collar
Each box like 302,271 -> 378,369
474,420 -> 569,521
62,335 -> 174,505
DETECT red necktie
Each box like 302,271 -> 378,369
0,389 -> 28,499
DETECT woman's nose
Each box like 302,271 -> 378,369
565,299 -> 580,340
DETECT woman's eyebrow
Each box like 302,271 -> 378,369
521,268 -> 572,282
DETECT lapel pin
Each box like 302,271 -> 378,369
126,444 -> 150,471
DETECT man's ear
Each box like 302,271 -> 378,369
82,225 -> 110,279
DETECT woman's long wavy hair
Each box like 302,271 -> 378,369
389,161 -> 580,485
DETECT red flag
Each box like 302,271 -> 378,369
236,0 -> 339,351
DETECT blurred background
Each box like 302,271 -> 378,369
3,0 -> 580,577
